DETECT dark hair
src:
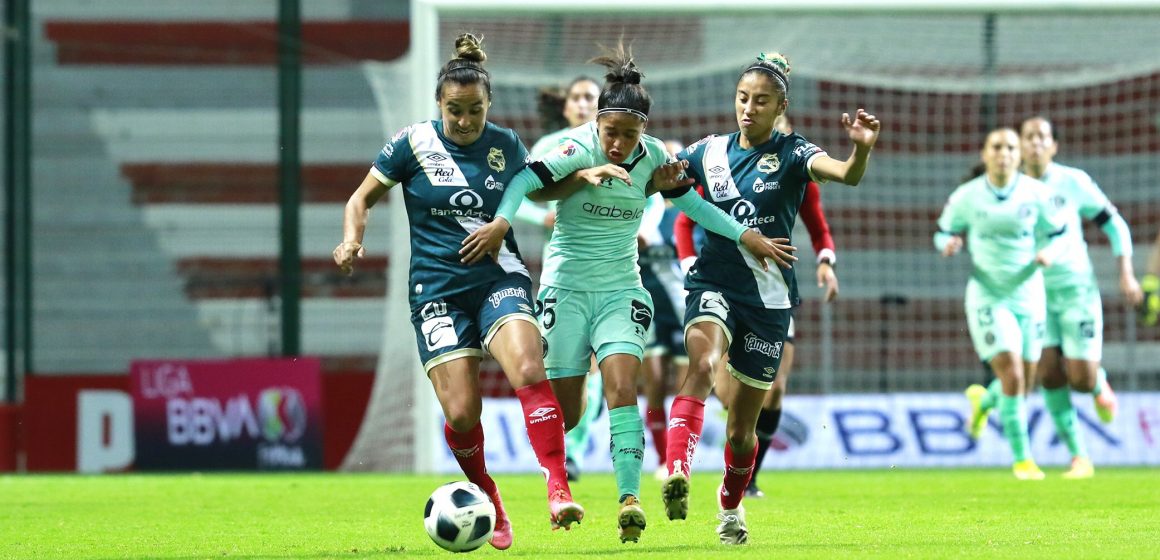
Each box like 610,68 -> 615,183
536,86 -> 568,132
961,162 -> 986,183
1020,115 -> 1055,138
589,42 -> 651,117
739,52 -> 791,101
436,33 -> 492,101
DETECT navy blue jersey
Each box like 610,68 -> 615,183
677,131 -> 826,309
371,120 -> 531,305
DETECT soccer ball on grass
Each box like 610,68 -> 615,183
423,481 -> 495,552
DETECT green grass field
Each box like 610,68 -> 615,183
2,469 -> 1158,559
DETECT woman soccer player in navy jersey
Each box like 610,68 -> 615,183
333,34 -> 582,550
660,52 -> 880,544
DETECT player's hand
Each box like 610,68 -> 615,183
333,241 -> 365,276
460,217 -> 510,265
1121,273 -> 1143,307
841,108 -> 880,150
1035,249 -> 1053,268
817,262 -> 839,303
650,160 -> 695,192
576,164 -> 631,187
542,210 -> 556,229
941,235 -> 963,257
739,229 -> 796,271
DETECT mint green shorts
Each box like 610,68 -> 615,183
1044,284 -> 1103,361
964,279 -> 1045,363
537,285 -> 652,378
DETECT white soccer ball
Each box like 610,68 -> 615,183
423,481 -> 496,552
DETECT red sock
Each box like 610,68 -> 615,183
646,406 -> 667,464
665,396 -> 705,477
720,441 -> 757,510
444,422 -> 497,496
515,380 -> 571,498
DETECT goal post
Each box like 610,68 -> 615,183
344,0 -> 1160,473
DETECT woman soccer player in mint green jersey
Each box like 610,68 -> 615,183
460,43 -> 793,544
659,52 -> 878,545
974,115 -> 1141,479
941,128 -> 1069,481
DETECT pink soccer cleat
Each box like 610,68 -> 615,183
549,488 -> 584,531
488,490 -> 512,550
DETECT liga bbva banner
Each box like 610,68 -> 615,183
438,392 -> 1160,473
131,358 -> 323,470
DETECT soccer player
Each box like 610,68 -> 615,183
975,115 -> 1139,479
460,43 -> 793,544
332,34 -> 582,550
637,142 -> 692,480
1142,231 -> 1160,326
526,77 -> 606,483
661,52 -> 879,544
940,127 -> 1068,481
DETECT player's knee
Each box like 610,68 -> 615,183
444,410 -> 480,433
1069,369 -> 1099,392
603,375 -> 637,409
508,358 -> 546,389
725,429 -> 756,454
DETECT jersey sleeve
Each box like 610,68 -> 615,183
532,137 -> 596,186
933,187 -> 968,252
799,181 -> 836,263
1070,170 -> 1111,220
791,135 -> 828,184
370,125 -> 415,185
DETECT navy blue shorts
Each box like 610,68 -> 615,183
641,258 -> 687,360
684,288 -> 791,390
410,273 -> 536,373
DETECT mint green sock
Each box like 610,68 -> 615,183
1042,386 -> 1086,458
608,404 -> 644,501
999,394 -> 1031,462
1089,368 -> 1107,397
564,372 -> 604,467
981,378 -> 1002,411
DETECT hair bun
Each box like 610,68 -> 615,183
454,33 -> 487,64
757,51 -> 791,75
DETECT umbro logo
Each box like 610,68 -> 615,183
709,165 -> 726,175
668,418 -> 687,429
528,406 -> 559,425
426,153 -> 448,162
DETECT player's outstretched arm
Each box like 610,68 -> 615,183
810,109 -> 881,186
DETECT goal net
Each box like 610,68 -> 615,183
348,1 -> 1160,471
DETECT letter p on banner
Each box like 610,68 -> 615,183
77,390 -> 134,473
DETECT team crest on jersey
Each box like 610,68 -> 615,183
487,147 -> 506,172
757,153 -> 781,173
558,142 -> 578,157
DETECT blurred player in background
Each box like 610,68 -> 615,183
991,115 -> 1140,478
1142,231 -> 1160,326
461,42 -> 792,543
941,127 -> 1067,481
333,34 -> 583,549
662,52 -> 879,544
524,76 -> 604,482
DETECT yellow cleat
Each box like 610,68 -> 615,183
965,384 -> 989,440
1140,274 -> 1159,327
1013,459 -> 1046,481
617,495 -> 647,543
1062,456 -> 1095,479
1094,376 -> 1118,424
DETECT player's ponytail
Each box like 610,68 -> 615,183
741,51 -> 791,101
589,41 -> 651,121
436,33 -> 492,100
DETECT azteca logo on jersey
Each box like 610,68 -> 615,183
430,189 -> 490,219
730,199 -> 776,227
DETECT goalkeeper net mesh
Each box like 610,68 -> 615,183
347,8 -> 1160,471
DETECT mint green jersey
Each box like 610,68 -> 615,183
1035,162 -> 1125,292
935,173 -> 1067,304
530,128 -> 572,158
534,122 -> 669,291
